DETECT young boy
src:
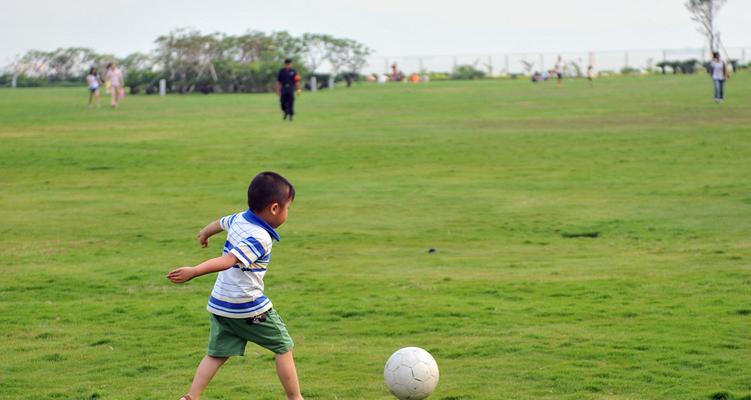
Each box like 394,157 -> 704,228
167,172 -> 302,400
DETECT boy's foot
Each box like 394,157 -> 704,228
283,113 -> 287,120
179,395 -> 193,400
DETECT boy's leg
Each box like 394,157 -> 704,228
185,355 -> 228,400
275,350 -> 303,400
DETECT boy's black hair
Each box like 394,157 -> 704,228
284,58 -> 292,64
89,66 -> 97,75
247,172 -> 295,212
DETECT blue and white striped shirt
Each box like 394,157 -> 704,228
207,210 -> 281,318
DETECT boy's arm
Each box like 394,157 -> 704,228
197,220 -> 223,248
167,253 -> 238,284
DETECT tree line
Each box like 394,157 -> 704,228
1,29 -> 372,93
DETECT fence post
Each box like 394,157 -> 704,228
742,48 -> 747,65
588,52 -> 595,68
539,54 -> 544,70
159,79 -> 166,96
624,51 -> 629,67
504,55 -> 509,76
384,58 -> 389,75
11,74 -> 17,88
487,56 -> 493,76
419,58 -> 423,73
662,49 -> 667,62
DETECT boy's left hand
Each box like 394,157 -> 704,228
167,267 -> 196,283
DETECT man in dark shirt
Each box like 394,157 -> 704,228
276,59 -> 301,121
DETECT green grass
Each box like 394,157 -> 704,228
1,74 -> 750,400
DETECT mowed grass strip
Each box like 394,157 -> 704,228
0,74 -> 750,400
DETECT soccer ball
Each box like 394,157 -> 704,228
384,347 -> 439,400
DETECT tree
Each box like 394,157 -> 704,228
339,39 -> 372,77
301,33 -> 335,90
301,33 -> 333,73
121,52 -> 156,94
154,29 -> 223,93
685,0 -> 727,53
521,60 -> 535,76
270,31 -> 305,62
5,29 -> 367,92
7,48 -> 99,84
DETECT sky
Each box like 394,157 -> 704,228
1,0 -> 750,66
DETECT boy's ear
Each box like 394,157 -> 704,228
269,202 -> 280,215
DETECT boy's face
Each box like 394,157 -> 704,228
266,199 -> 292,229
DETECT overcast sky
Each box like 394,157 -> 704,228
1,0 -> 749,65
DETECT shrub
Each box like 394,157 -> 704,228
451,65 -> 485,80
428,72 -> 451,81
680,59 -> 700,74
620,66 -> 640,75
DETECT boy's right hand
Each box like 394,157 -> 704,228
167,267 -> 196,283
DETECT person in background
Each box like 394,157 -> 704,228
710,52 -> 729,104
587,65 -> 595,87
275,59 -> 301,121
105,62 -> 124,108
554,56 -> 564,87
86,67 -> 102,108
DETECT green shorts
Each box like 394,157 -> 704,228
207,309 -> 294,357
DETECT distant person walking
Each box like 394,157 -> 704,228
587,65 -> 595,87
276,59 -> 301,121
710,52 -> 729,104
554,56 -> 564,87
86,67 -> 102,108
105,62 -> 124,108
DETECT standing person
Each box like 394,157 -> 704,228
167,172 -> 303,400
554,56 -> 564,87
710,52 -> 729,104
276,59 -> 301,121
587,65 -> 595,87
105,62 -> 124,108
86,67 -> 102,108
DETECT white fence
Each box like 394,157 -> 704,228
362,47 -> 751,77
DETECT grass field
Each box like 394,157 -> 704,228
1,74 -> 750,400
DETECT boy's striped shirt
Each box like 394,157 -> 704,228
207,210 -> 280,318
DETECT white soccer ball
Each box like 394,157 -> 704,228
384,347 -> 440,400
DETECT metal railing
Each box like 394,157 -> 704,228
361,47 -> 750,76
